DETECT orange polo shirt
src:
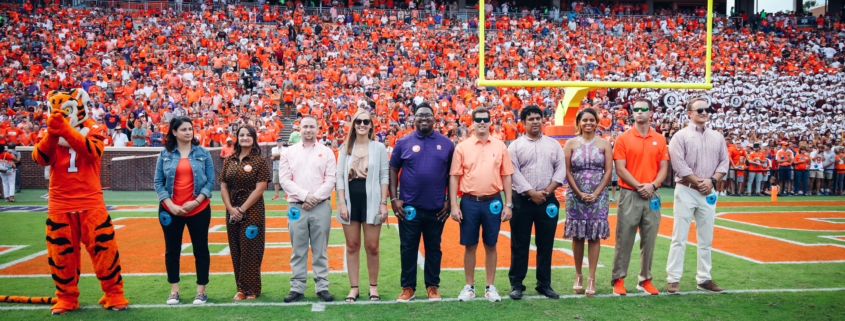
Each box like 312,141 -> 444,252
612,127 -> 670,190
450,135 -> 514,196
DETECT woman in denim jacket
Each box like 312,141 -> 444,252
153,116 -> 215,306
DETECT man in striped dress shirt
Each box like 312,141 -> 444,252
506,105 -> 566,300
665,97 -> 729,294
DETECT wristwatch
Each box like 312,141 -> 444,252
505,203 -> 514,209
710,177 -> 718,187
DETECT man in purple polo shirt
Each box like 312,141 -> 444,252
389,103 -> 455,302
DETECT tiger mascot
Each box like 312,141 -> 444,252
31,88 -> 129,315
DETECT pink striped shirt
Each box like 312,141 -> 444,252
668,124 -> 730,184
508,134 -> 567,194
278,141 -> 337,203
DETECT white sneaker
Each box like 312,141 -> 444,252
41,193 -> 49,199
166,292 -> 179,305
610,196 -> 616,202
485,285 -> 501,302
457,285 -> 475,301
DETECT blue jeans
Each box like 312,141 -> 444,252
835,173 -> 845,194
794,170 -> 809,194
747,172 -> 763,194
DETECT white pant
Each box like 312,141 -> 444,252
666,184 -> 716,284
0,170 -> 15,197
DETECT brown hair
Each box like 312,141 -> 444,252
342,109 -> 376,155
686,97 -> 709,111
632,98 -> 653,110
471,106 -> 489,119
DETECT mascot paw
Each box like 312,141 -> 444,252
47,110 -> 72,136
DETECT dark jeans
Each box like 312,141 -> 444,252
160,203 -> 211,285
14,166 -> 20,192
509,192 -> 559,290
398,206 -> 445,291
794,170 -> 809,194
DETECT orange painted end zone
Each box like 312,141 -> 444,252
718,212 -> 845,231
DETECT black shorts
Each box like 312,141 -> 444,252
348,179 -> 367,223
611,181 -> 618,187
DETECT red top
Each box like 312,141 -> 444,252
163,159 -> 209,217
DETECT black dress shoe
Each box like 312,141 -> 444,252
536,287 -> 560,299
509,287 -> 523,300
284,292 -> 304,303
316,290 -> 334,302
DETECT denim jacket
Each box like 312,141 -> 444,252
154,144 -> 215,202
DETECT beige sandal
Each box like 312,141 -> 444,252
585,277 -> 596,298
573,274 -> 584,294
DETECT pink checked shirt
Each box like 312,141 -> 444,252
278,141 -> 338,203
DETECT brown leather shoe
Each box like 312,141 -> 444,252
426,286 -> 442,301
667,282 -> 680,294
397,287 -> 415,302
697,280 -> 724,293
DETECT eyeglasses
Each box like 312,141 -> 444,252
415,113 -> 434,119
354,119 -> 371,126
473,117 -> 491,124
691,108 -> 714,114
632,107 -> 649,113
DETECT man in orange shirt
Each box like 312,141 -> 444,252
449,107 -> 514,303
257,126 -> 275,143
502,118 -> 517,146
775,142 -> 794,196
610,99 -> 669,296
745,144 -> 766,196
793,146 -> 810,195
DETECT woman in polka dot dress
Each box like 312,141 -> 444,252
220,125 -> 271,301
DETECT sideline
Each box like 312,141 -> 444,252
0,287 -> 843,311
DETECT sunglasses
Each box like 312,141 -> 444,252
691,108 -> 714,114
354,119 -> 371,126
415,113 -> 434,119
632,107 -> 649,113
473,117 -> 491,124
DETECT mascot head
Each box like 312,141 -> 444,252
47,88 -> 93,147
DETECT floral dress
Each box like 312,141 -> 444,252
563,140 -> 610,241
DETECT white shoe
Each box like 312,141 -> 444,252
610,197 -> 616,202
485,285 -> 501,302
192,293 -> 207,305
457,285 -> 475,301
41,193 -> 49,199
167,292 -> 179,305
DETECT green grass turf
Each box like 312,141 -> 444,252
0,190 -> 844,319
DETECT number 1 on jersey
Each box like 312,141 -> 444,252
68,148 -> 78,173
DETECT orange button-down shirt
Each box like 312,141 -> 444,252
450,136 -> 514,195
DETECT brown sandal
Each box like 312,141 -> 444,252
233,292 -> 246,301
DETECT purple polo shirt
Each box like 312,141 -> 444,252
389,130 -> 454,211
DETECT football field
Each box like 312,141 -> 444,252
1,189 -> 844,320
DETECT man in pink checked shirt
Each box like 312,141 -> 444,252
278,116 -> 338,303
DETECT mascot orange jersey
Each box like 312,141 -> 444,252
31,88 -> 128,315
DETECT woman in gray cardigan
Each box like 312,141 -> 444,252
336,110 -> 389,302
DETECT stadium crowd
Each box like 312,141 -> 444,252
0,0 -> 843,196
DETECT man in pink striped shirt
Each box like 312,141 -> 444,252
665,97 -> 729,295
278,116 -> 338,303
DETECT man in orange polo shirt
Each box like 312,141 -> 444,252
610,99 -> 669,296
449,107 -> 514,303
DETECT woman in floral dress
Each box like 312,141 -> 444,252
563,108 -> 613,297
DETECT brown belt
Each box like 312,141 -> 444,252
678,181 -> 699,189
462,193 -> 499,202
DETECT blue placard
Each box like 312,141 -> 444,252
245,225 -> 258,239
546,203 -> 558,217
650,197 -> 661,211
403,206 -> 416,220
159,211 -> 171,226
706,192 -> 718,206
490,200 -> 503,215
288,206 -> 301,222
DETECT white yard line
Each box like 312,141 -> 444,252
1,287 -> 843,311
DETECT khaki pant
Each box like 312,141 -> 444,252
611,188 -> 662,283
666,184 -> 716,284
288,201 -> 332,294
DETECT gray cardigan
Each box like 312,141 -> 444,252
335,140 -> 389,225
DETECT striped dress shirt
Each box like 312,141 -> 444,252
508,134 -> 567,194
669,124 -> 730,184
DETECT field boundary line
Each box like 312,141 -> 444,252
1,287 -> 843,311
